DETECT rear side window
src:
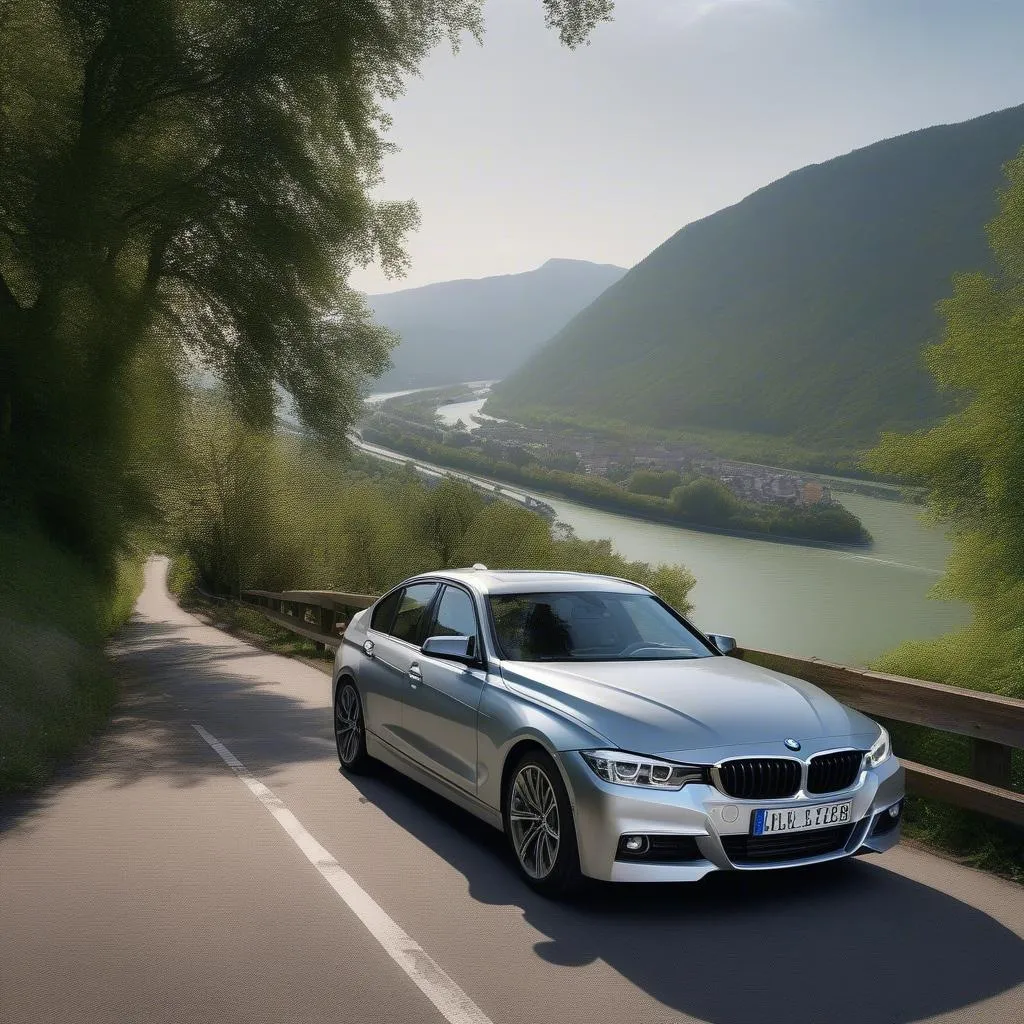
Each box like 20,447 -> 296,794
390,583 -> 440,644
370,589 -> 403,634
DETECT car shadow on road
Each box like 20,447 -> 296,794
348,762 -> 1024,1024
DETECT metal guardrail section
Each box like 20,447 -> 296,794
238,587 -> 1024,826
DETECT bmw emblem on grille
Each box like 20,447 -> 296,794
784,738 -> 801,751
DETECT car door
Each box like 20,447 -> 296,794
360,582 -> 439,754
401,583 -> 487,795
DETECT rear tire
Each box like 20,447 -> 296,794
334,679 -> 371,774
503,749 -> 583,898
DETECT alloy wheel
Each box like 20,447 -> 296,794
509,764 -> 561,879
335,684 -> 362,766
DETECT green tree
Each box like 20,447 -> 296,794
0,0 -> 612,570
418,478 -> 486,566
163,399 -> 286,595
865,150 -> 1024,698
670,477 -> 740,525
627,468 -> 682,498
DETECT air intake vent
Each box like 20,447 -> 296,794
716,758 -> 801,800
807,750 -> 863,794
722,824 -> 855,864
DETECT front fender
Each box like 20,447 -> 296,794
476,674 -> 612,814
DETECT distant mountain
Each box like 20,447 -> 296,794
490,105 -> 1024,453
366,259 -> 626,389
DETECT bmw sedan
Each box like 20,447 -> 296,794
332,567 -> 904,895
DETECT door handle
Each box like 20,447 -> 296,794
408,662 -> 422,686
362,640 -> 375,658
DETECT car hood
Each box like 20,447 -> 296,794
499,656 -> 877,757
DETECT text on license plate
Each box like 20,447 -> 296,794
753,800 -> 852,836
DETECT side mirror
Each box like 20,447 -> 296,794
422,634 -> 477,664
707,633 -> 737,656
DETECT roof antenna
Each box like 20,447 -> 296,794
472,563 -> 488,571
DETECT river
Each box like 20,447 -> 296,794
365,390 -> 969,667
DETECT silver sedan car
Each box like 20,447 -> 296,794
332,567 -> 904,896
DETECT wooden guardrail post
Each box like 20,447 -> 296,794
971,739 -> 1014,788
318,607 -> 336,655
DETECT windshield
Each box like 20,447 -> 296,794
488,591 -> 715,662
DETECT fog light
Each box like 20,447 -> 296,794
888,803 -> 901,819
624,835 -> 646,852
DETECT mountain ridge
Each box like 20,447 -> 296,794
367,258 -> 626,389
490,103 -> 1024,451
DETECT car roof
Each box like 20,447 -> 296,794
406,568 -> 654,597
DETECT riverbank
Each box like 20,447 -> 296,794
359,424 -> 873,548
354,422 -> 965,668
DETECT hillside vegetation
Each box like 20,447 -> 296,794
861,149 -> 1024,877
164,399 -> 697,611
491,105 -> 1024,453
368,259 -> 625,389
0,519 -> 143,792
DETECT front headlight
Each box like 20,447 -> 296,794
865,726 -> 892,768
580,749 -> 707,790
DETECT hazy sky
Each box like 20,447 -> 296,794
351,0 -> 1024,294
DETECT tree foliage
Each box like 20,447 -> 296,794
164,399 -> 696,613
669,478 -> 740,524
0,0 -> 610,571
628,468 -> 682,498
866,149 -> 1024,698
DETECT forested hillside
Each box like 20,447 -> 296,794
491,105 -> 1024,451
368,259 -> 625,389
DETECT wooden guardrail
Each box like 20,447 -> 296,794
238,587 -> 1023,827
240,589 -> 377,652
736,648 -> 1024,827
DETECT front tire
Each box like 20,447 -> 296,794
503,750 -> 583,897
334,679 -> 371,774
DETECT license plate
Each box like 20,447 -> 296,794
753,800 -> 853,836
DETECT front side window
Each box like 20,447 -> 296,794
390,583 -> 440,645
429,586 -> 480,642
488,591 -> 713,662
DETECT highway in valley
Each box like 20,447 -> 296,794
2,558 -> 1021,1024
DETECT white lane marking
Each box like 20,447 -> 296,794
191,723 -> 494,1024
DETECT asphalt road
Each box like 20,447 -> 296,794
3,557 -> 1022,1024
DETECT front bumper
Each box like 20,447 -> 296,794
557,750 -> 905,882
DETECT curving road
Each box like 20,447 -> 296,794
2,558 -> 1022,1024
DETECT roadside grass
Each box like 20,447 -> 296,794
0,518 -> 145,794
168,556 -> 333,666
